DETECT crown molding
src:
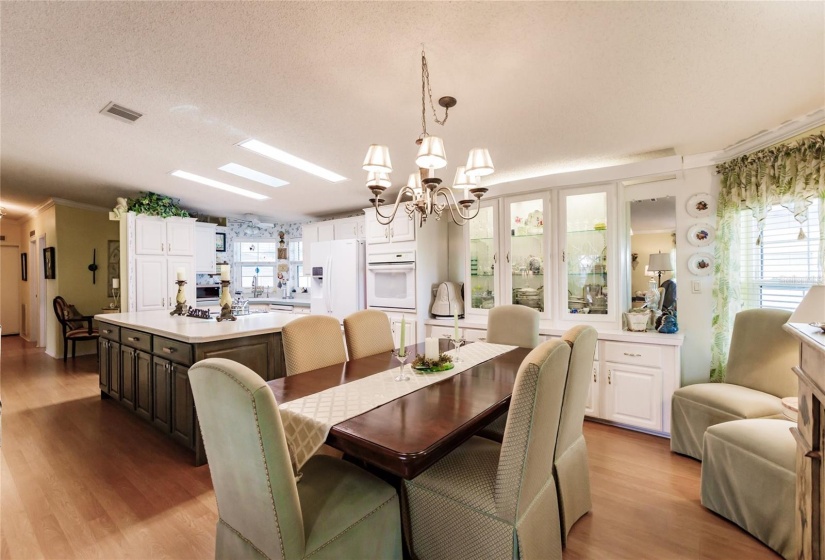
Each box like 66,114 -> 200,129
717,108 -> 825,162
25,197 -> 110,220
26,199 -> 55,219
683,151 -> 722,169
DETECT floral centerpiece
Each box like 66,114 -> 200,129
411,353 -> 454,372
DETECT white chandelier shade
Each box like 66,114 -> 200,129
415,136 -> 447,169
363,144 -> 393,173
452,166 -> 477,189
407,172 -> 423,196
465,148 -> 495,177
366,172 -> 391,189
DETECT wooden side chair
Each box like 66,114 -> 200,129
53,296 -> 99,362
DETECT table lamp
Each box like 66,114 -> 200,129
788,285 -> 825,324
648,252 -> 673,286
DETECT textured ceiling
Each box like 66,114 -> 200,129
1,2 -> 823,221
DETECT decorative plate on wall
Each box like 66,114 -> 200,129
688,252 -> 714,276
686,193 -> 715,218
687,223 -> 715,247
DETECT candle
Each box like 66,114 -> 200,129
112,278 -> 119,289
176,267 -> 186,281
463,186 -> 469,201
425,337 -> 439,361
399,314 -> 406,351
454,307 -> 459,340
220,265 -> 230,281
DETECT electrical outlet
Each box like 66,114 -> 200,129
691,280 -> 701,294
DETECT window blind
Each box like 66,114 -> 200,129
738,200 -> 822,311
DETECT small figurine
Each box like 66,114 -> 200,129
658,314 -> 679,334
112,197 -> 128,218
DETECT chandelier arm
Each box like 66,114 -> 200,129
434,187 -> 482,226
373,186 -> 417,225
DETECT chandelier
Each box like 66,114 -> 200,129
363,48 -> 494,227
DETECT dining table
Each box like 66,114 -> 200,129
266,339 -> 531,480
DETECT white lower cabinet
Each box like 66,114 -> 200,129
584,360 -> 599,417
391,318 -> 418,349
603,362 -> 663,432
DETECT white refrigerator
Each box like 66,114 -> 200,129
310,239 -> 366,321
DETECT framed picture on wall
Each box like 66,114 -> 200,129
43,247 -> 56,279
21,252 -> 27,281
216,232 -> 226,252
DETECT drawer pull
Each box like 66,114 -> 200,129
623,352 -> 642,357
162,347 -> 176,354
127,336 -> 140,342
102,329 -> 112,334
608,370 -> 612,384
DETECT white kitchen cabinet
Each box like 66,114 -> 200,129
364,208 -> 416,246
465,200 -> 501,315
333,218 -> 360,240
135,217 -> 166,255
463,328 -> 487,342
428,325 -> 455,339
135,256 -> 167,311
166,218 -> 196,256
603,362 -> 663,432
302,223 -> 318,274
303,217 -> 363,275
584,360 -> 600,417
317,222 -> 334,242
195,223 -> 217,273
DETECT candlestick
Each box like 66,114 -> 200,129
453,308 -> 459,340
169,280 -> 188,316
176,267 -> 186,281
216,279 -> 236,322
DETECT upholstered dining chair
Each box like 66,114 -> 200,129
478,304 -> 541,440
554,325 -> 598,544
53,296 -> 100,362
282,315 -> 347,376
403,338 -> 571,560
671,308 -> 798,460
343,309 -> 395,360
189,358 -> 402,560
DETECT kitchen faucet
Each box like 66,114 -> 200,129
251,275 -> 264,298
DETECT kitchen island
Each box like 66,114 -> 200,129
94,310 -> 299,465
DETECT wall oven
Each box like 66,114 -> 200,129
366,251 -> 416,310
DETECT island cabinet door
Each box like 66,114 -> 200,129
152,359 -> 173,433
98,338 -> 109,393
135,351 -> 153,421
171,364 -> 194,449
120,346 -> 136,410
107,341 -> 121,400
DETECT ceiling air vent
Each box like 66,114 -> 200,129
100,102 -> 143,124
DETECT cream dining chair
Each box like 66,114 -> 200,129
554,325 -> 598,544
282,315 -> 347,376
343,309 -> 395,360
189,358 -> 402,560
478,304 -> 541,441
403,338 -> 571,560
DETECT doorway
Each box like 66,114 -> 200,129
37,235 -> 46,348
1,245 -> 21,335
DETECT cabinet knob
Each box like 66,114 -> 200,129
506,251 -> 510,264
103,329 -> 112,334
161,243 -> 164,251
127,336 -> 139,342
162,347 -> 176,354
608,370 -> 612,384
593,367 -> 597,383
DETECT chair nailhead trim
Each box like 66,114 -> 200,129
304,494 -> 398,558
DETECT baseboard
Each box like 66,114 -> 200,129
584,416 -> 671,439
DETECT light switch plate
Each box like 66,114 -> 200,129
691,280 -> 701,294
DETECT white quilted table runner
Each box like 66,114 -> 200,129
279,341 -> 518,469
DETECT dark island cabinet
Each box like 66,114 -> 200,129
97,320 -> 287,465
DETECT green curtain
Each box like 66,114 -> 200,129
711,133 -> 825,381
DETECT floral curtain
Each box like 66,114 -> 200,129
711,133 -> 825,381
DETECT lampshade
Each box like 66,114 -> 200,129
366,172 -> 391,189
415,136 -> 447,169
452,166 -> 477,190
363,144 -> 393,173
407,173 -> 423,196
789,284 -> 825,323
648,252 -> 673,272
465,148 -> 494,177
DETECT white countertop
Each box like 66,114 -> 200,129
247,298 -> 310,307
783,322 -> 825,352
425,317 -> 685,346
94,310 -> 301,343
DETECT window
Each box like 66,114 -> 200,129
237,242 -> 278,293
289,240 -> 310,290
738,200 -> 822,311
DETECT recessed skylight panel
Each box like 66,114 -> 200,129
170,170 -> 269,200
219,163 -> 289,188
238,139 -> 347,183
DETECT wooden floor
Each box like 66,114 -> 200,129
0,335 -> 778,559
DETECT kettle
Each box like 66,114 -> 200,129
431,282 -> 465,318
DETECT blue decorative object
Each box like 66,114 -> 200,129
658,314 -> 678,333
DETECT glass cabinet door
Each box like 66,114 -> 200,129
506,196 -> 547,313
563,190 -> 610,317
467,201 -> 499,313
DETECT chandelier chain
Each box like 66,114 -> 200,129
420,48 -> 448,138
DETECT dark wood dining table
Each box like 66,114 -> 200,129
266,339 -> 530,480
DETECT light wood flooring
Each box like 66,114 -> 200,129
0,336 -> 779,559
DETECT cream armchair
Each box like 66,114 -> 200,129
189,358 -> 402,560
670,308 -> 798,460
